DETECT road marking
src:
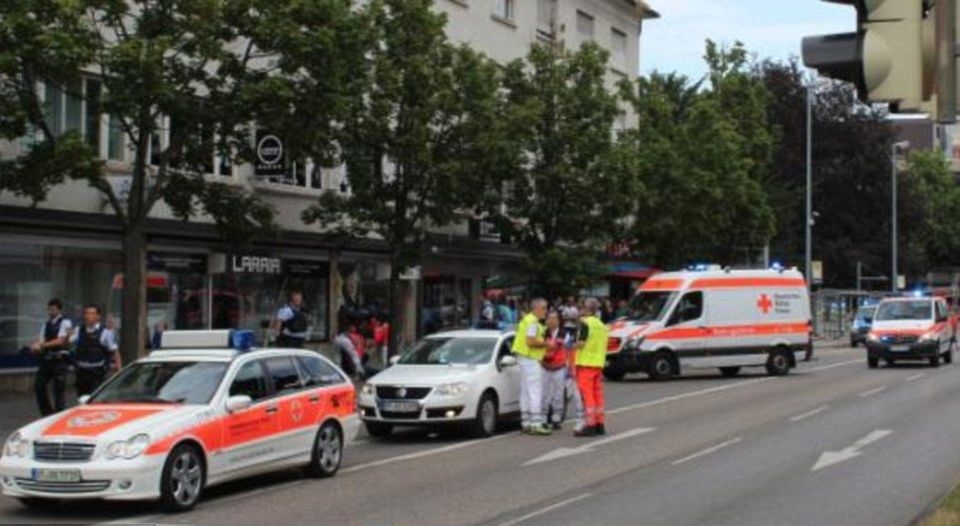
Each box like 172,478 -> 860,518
670,437 -> 742,466
789,405 -> 829,422
342,432 -> 514,474
494,493 -> 593,526
859,386 -> 888,398
524,427 -> 656,466
811,429 -> 893,472
906,373 -> 926,381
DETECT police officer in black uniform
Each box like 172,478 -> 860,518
31,299 -> 73,416
272,291 -> 310,348
70,304 -> 121,396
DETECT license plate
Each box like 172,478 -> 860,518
32,468 -> 81,483
380,400 -> 420,413
890,345 -> 910,352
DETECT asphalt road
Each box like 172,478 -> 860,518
2,346 -> 959,526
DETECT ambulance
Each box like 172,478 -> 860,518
605,267 -> 812,380
0,330 -> 359,512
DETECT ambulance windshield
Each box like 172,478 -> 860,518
628,291 -> 677,322
874,300 -> 932,322
90,361 -> 228,405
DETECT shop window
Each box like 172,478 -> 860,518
423,276 -> 472,335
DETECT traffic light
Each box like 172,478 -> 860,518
802,0 -> 936,112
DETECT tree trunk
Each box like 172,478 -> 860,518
120,227 -> 148,366
387,250 -> 403,361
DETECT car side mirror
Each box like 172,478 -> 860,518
225,395 -> 253,413
77,395 -> 90,405
389,355 -> 401,366
499,355 -> 518,368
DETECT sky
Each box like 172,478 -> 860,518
640,0 -> 856,80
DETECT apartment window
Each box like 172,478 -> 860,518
43,84 -> 64,137
33,79 -> 110,160
537,0 -> 557,38
144,116 -> 233,177
576,11 -> 595,41
493,0 -> 514,21
611,28 -> 628,69
108,114 -> 125,161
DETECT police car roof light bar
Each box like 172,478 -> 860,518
159,329 -> 255,351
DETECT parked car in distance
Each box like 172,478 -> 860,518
850,305 -> 877,347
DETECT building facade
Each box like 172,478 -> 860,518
0,0 -> 658,377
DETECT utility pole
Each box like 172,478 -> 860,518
891,141 -> 910,292
805,84 -> 814,290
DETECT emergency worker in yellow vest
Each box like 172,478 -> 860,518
575,297 -> 609,437
510,298 -> 551,435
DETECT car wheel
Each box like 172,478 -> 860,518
159,443 -> 204,513
648,351 -> 676,381
765,349 -> 791,376
305,421 -> 343,478
719,367 -> 741,378
603,366 -> 626,381
868,356 -> 879,369
930,351 -> 941,368
469,391 -> 498,438
364,422 -> 393,438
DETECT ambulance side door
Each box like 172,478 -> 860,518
219,359 -> 278,474
665,291 -> 707,356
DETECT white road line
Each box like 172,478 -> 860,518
906,373 -> 926,381
859,386 -> 888,398
341,432 -> 514,474
670,437 -> 742,466
789,405 -> 829,422
494,493 -> 593,526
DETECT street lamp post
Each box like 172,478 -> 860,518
891,140 -> 910,292
805,84 -> 813,290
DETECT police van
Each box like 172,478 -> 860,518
605,267 -> 812,380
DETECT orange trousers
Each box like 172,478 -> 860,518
576,366 -> 605,427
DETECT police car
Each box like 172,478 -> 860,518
0,330 -> 358,512
358,329 -> 520,438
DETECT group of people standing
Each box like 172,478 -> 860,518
31,298 -> 123,416
511,297 -> 609,437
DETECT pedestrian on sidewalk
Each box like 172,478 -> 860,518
272,290 -> 310,348
541,311 -> 568,430
512,298 -> 551,435
575,298 -> 609,437
69,304 -> 121,397
30,298 -> 72,416
334,321 -> 364,381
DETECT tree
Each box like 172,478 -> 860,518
623,42 -> 775,268
303,0 -> 505,351
0,0 -> 363,361
496,43 -> 638,297
901,150 -> 960,274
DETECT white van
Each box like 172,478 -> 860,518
605,267 -> 812,380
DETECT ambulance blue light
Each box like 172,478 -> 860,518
770,261 -> 784,271
229,330 -> 255,351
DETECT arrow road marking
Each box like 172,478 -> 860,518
523,427 -> 656,466
811,429 -> 893,472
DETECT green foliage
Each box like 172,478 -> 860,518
303,0 -> 505,271
523,248 -> 603,299
902,150 -> 960,270
624,41 -> 775,268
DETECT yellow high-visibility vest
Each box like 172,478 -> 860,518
512,313 -> 545,360
576,315 -> 608,368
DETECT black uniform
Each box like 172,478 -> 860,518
74,325 -> 112,396
278,304 -> 309,348
34,316 -> 69,416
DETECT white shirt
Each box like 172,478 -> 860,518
276,305 -> 309,338
69,323 -> 119,352
38,315 -> 73,341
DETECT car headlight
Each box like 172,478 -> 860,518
104,434 -> 150,460
3,432 -> 30,458
434,382 -> 469,396
361,383 -> 375,396
919,332 -> 937,342
867,333 -> 880,343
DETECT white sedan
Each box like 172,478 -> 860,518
358,330 -> 521,437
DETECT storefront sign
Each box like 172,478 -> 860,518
254,130 -> 286,177
470,219 -> 502,243
148,252 -> 207,274
231,255 -> 282,274
284,260 -> 327,277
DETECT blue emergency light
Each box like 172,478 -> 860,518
229,329 -> 256,351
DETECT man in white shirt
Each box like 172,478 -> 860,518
30,298 -> 73,415
69,304 -> 122,396
271,291 -> 310,348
